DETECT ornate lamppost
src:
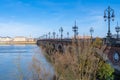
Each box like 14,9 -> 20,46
41,35 -> 44,39
48,32 -> 51,39
67,32 -> 69,39
56,34 -> 58,39
53,32 -> 56,39
90,27 -> 94,40
72,21 -> 78,40
45,34 -> 47,39
115,22 -> 120,39
43,35 -> 45,39
59,27 -> 63,40
104,6 -> 115,38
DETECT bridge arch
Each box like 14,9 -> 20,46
57,43 -> 64,53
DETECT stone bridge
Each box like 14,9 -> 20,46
37,38 -> 120,73
37,39 -> 73,53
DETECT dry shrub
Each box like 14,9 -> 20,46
44,39 -> 101,80
29,50 -> 55,80
93,37 -> 103,48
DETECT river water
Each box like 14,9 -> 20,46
0,45 -> 54,80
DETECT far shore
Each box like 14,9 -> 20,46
0,41 -> 36,45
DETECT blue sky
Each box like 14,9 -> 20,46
0,0 -> 120,38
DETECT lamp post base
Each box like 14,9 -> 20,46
106,32 -> 112,45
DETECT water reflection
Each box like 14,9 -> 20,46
0,45 -> 54,80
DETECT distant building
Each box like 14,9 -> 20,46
77,35 -> 91,39
27,36 -> 35,42
13,36 -> 27,42
0,36 -> 35,44
27,38 -> 35,42
0,36 -> 12,42
71,35 -> 91,39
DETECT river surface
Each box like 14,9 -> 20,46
0,45 -> 54,80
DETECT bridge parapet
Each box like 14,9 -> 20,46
37,39 -> 73,53
103,38 -> 120,47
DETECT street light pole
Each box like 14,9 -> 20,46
53,32 -> 56,39
72,21 -> 78,40
115,22 -> 120,39
67,32 -> 69,39
104,6 -> 115,38
90,27 -> 94,40
57,34 -> 58,39
45,34 -> 47,39
48,32 -> 51,39
59,27 -> 63,40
